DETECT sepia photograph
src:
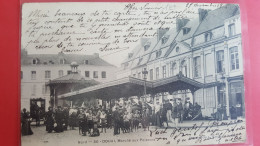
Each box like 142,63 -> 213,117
21,2 -> 246,146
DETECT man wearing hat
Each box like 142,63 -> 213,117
163,99 -> 173,127
184,97 -> 193,120
54,106 -> 64,133
173,98 -> 183,127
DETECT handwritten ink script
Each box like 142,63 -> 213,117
39,120 -> 246,146
22,3 -> 223,54
149,120 -> 246,145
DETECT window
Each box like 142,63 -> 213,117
144,42 -> 151,51
230,46 -> 239,70
45,71 -> 51,79
85,71 -> 90,77
162,36 -> 168,44
144,45 -> 150,51
31,71 -> 36,80
138,72 -> 141,79
205,87 -> 215,108
59,59 -> 65,64
194,89 -> 204,108
133,74 -> 136,78
216,50 -> 224,73
149,69 -> 153,80
58,70 -> 63,77
137,58 -> 143,65
102,71 -> 106,78
93,71 -> 98,78
181,60 -> 187,77
156,67 -> 159,79
170,62 -> 177,76
176,47 -> 180,53
205,54 -> 214,76
183,27 -> 191,35
156,50 -> 162,58
228,23 -> 235,36
49,60 -> 54,64
84,60 -> 89,64
67,70 -> 72,75
162,66 -> 166,78
21,71 -> 23,79
194,56 -> 201,77
128,53 -> 133,59
33,59 -> 38,64
205,32 -> 212,42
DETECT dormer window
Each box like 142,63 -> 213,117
124,62 -> 129,69
144,42 -> 151,51
156,50 -> 162,58
183,27 -> 191,35
205,31 -> 213,42
176,46 -> 180,53
49,60 -> 54,64
84,60 -> 89,64
59,59 -> 65,64
161,36 -> 169,44
137,58 -> 143,65
128,53 -> 133,59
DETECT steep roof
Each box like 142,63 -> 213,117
21,50 -> 114,66
175,18 -> 200,42
194,4 -> 240,36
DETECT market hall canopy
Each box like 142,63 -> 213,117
58,73 -> 204,101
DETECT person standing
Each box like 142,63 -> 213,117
183,98 -> 193,120
113,107 -> 120,135
45,107 -> 54,133
21,108 -> 33,136
173,98 -> 183,127
165,100 -> 173,125
54,106 -> 64,133
154,103 -> 162,127
100,110 -> 107,133
132,110 -> 140,131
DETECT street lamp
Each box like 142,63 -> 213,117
142,68 -> 148,102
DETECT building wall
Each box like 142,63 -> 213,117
21,64 -> 117,111
116,13 -> 244,118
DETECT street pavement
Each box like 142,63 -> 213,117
21,119 -> 245,146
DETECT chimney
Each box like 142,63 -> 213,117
140,38 -> 149,46
128,53 -> 133,59
198,9 -> 208,22
157,28 -> 169,42
176,18 -> 189,32
93,53 -> 99,58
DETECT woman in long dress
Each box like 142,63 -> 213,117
21,108 -> 33,136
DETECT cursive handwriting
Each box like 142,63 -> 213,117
22,2 -> 224,54
148,120 -> 246,145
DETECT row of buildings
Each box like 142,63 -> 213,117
21,4 -> 244,119
116,4 -> 244,117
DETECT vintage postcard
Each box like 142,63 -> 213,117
21,2 -> 246,146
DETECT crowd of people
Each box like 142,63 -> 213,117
21,98 -> 203,137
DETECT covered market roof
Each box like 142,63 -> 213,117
58,72 -> 204,101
